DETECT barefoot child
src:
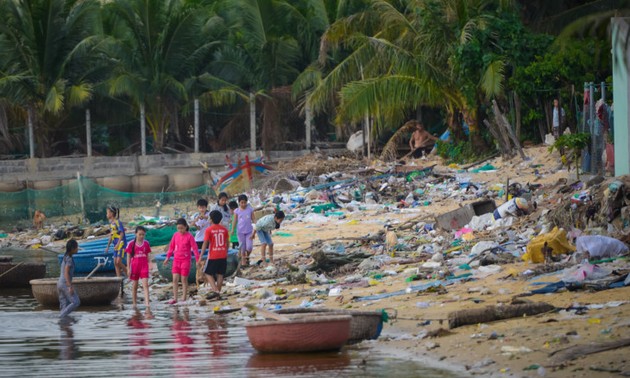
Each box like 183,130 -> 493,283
126,226 -> 151,307
253,211 -> 285,265
201,210 -> 229,296
193,199 -> 210,251
232,194 -> 255,266
58,239 -> 80,317
164,218 -> 199,304
105,206 -> 127,277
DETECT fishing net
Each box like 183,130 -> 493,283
0,177 -> 214,226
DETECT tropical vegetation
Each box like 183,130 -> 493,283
0,0 -> 625,158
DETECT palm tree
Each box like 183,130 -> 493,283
103,0 -> 227,152
0,0 -> 104,157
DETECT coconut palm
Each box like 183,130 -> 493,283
307,0 -> 521,154
103,0 -> 228,152
0,0 -> 104,157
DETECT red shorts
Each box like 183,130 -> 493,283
129,257 -> 149,280
172,258 -> 191,276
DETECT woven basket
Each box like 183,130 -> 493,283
30,277 -> 122,307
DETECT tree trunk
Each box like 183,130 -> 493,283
514,92 -> 522,141
535,97 -> 546,142
448,302 -> 555,329
463,107 -> 486,152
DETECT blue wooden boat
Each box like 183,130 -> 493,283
57,251 -> 116,273
154,249 -> 239,283
78,235 -> 131,252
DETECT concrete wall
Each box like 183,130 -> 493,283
613,18 -> 630,176
0,149 -> 344,183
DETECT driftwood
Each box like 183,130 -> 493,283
483,119 -> 512,158
306,251 -> 370,272
492,99 -> 526,160
550,338 -> 630,364
448,302 -> 555,329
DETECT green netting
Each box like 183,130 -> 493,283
0,178 -> 214,226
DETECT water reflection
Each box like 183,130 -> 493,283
206,317 -> 229,357
127,308 -> 152,376
172,308 -> 194,377
59,316 -> 77,360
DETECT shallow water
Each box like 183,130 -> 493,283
0,289 -> 461,377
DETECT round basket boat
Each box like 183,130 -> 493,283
30,277 -> 122,307
276,308 -> 384,344
245,315 -> 352,353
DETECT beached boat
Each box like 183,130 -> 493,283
276,308 -> 385,344
154,249 -> 239,283
245,315 -> 352,353
30,277 -> 122,306
215,155 -> 273,194
57,252 -> 115,274
0,262 -> 46,288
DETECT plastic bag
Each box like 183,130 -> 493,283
575,235 -> 629,258
522,227 -> 575,263
562,261 -> 612,283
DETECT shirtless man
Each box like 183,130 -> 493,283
33,210 -> 46,230
408,121 -> 438,158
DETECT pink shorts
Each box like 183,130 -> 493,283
172,259 -> 191,276
129,258 -> 149,280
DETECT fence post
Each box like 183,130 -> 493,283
86,109 -> 92,157
140,103 -> 146,156
250,92 -> 256,152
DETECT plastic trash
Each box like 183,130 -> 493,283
575,235 -> 629,258
562,261 -> 612,283
523,227 -> 576,263
470,241 -> 499,256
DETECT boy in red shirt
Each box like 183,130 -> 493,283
201,210 -> 229,297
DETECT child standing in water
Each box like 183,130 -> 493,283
164,218 -> 199,305
126,226 -> 152,307
232,194 -> 255,266
210,192 -> 231,230
193,199 -> 210,251
253,211 -> 285,265
201,210 -> 229,297
105,206 -> 127,277
58,239 -> 80,317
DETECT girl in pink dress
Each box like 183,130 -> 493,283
164,218 -> 200,304
126,226 -> 152,307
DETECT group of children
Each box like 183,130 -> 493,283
57,194 -> 286,317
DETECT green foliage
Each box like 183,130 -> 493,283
548,132 -> 590,178
436,140 -> 476,165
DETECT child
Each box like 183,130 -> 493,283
232,194 -> 255,266
228,200 -> 239,249
193,199 -> 210,251
253,211 -> 285,265
200,210 -> 229,297
126,226 -> 152,307
210,192 -> 231,230
105,206 -> 127,278
58,239 -> 80,317
164,218 -> 200,305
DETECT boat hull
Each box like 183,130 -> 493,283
30,277 -> 122,306
0,262 -> 46,288
245,315 -> 351,353
57,252 -> 115,273
276,308 -> 384,344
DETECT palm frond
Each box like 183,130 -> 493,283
480,58 -> 505,99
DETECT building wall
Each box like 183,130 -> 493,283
613,18 -> 630,176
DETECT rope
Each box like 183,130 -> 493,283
0,262 -> 24,279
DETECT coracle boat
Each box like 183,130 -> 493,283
154,249 -> 239,283
245,315 -> 352,353
30,277 -> 123,306
57,252 -> 115,274
276,308 -> 385,344
0,262 -> 46,288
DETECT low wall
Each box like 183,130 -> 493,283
0,149 -> 342,184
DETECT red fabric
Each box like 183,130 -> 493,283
129,257 -> 149,280
204,224 -> 229,260
172,259 -> 191,276
166,232 -> 200,261
126,240 -> 151,259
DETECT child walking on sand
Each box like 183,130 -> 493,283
253,211 -> 285,265
193,199 -> 210,251
58,239 -> 80,317
105,206 -> 127,277
164,218 -> 200,305
126,226 -> 152,307
210,192 -> 231,230
232,194 -> 255,266
201,210 -> 229,297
